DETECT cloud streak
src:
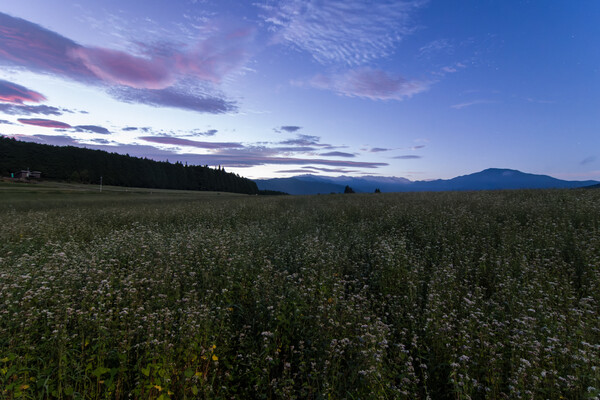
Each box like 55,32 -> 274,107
74,125 -> 111,134
309,68 -> 429,100
320,151 -> 355,158
581,156 -> 596,166
278,134 -> 341,150
0,79 -> 46,104
18,118 -> 72,129
277,125 -> 302,133
0,103 -> 63,116
451,100 -> 495,109
10,133 -> 387,171
188,129 -> 218,137
110,83 -> 237,113
140,136 -> 244,149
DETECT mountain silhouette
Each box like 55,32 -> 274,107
254,168 -> 598,195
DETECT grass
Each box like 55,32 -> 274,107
0,184 -> 599,399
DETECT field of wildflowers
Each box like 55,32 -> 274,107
0,187 -> 599,399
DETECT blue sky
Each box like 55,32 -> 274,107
0,0 -> 598,180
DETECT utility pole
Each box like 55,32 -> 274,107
100,176 -> 103,192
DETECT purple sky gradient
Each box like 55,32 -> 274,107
0,1 -> 599,180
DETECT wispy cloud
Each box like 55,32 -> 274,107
110,83 -> 237,113
369,147 -> 392,152
451,99 -> 496,109
89,138 -> 111,144
70,46 -> 175,90
0,12 -> 248,113
301,166 -> 359,173
258,0 -> 422,65
18,134 -> 80,146
279,134 -> 333,148
9,133 -> 387,170
276,125 -> 302,133
418,39 -> 453,58
320,151 -> 355,158
139,135 -> 244,149
0,103 -> 63,116
581,156 -> 596,166
0,79 -> 46,104
525,97 -> 556,104
0,119 -> 15,125
175,153 -> 388,169
274,169 -> 313,174
276,166 -> 359,174
392,155 -> 421,159
188,129 -> 218,137
309,68 -> 429,100
18,118 -> 71,129
74,125 -> 110,134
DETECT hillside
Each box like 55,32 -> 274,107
0,136 -> 258,194
255,168 -> 598,194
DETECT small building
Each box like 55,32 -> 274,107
14,170 -> 30,179
13,170 -> 41,179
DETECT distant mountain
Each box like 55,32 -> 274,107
253,177 -> 346,195
297,174 -> 412,193
254,168 -> 599,195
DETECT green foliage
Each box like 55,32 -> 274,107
0,188 -> 599,399
0,136 -> 259,194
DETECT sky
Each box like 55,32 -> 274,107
0,0 -> 598,181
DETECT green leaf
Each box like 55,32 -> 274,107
184,368 -> 193,378
191,385 -> 199,395
141,366 -> 150,377
92,366 -> 110,378
64,387 -> 74,396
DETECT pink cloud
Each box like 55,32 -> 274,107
140,136 -> 244,149
0,13 -> 93,80
0,79 -> 46,104
310,68 -> 429,100
0,12 -> 249,113
18,118 -> 72,129
174,27 -> 254,83
70,47 -> 174,89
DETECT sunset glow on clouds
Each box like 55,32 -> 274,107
0,79 -> 46,104
18,118 -> 72,129
0,1 -> 599,180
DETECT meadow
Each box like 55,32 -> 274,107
0,183 -> 599,399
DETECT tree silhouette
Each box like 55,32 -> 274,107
0,136 -> 259,194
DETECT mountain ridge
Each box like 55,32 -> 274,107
255,168 -> 599,195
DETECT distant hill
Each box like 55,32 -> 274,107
255,168 -> 599,195
254,177 -> 345,195
0,136 -> 259,194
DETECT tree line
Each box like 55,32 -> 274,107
0,136 -> 262,194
